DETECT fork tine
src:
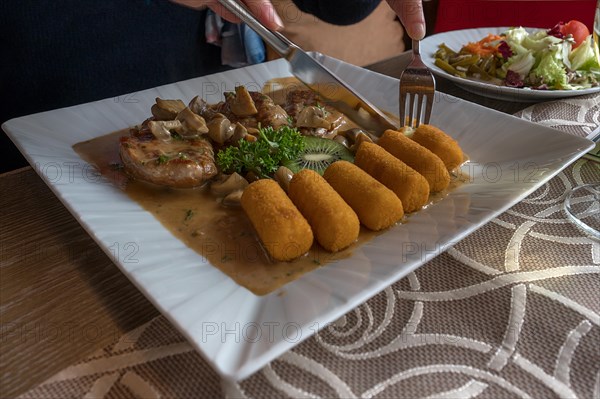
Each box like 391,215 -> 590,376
415,93 -> 424,128
399,91 -> 407,127
423,94 -> 433,125
408,93 -> 416,127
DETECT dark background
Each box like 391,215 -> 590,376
0,0 -> 229,173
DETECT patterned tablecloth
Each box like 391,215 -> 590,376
20,95 -> 600,399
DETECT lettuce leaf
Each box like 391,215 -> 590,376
499,51 -> 535,78
503,27 -> 529,45
531,51 -> 569,89
570,36 -> 600,71
521,32 -> 562,53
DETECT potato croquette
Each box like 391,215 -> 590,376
241,179 -> 313,261
355,142 -> 430,213
410,124 -> 464,171
324,161 -> 404,231
288,169 -> 359,252
378,129 -> 450,192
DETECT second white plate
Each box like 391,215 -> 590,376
421,27 -> 600,102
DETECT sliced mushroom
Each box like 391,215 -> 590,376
333,135 -> 350,148
251,92 -> 290,128
207,113 -> 234,144
304,127 -> 328,138
151,98 -> 186,120
210,172 -> 249,197
265,104 -> 290,129
147,120 -> 183,141
188,95 -> 206,115
176,107 -> 208,137
326,111 -> 348,137
229,122 -> 248,145
222,190 -> 244,207
354,131 -> 374,146
295,105 -> 331,129
350,131 -> 375,152
246,127 -> 260,136
188,95 -> 217,120
341,128 -> 375,143
227,86 -> 258,117
244,134 -> 257,143
274,166 -> 294,192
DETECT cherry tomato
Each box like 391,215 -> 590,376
559,20 -> 590,48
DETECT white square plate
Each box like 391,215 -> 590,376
3,54 -> 593,380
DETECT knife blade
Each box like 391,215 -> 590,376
216,0 -> 398,136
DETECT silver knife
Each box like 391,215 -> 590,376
216,0 -> 398,136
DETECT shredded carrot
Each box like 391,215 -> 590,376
463,34 -> 503,56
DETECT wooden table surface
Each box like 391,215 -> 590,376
0,53 -> 534,398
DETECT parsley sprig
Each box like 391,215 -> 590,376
216,125 -> 304,179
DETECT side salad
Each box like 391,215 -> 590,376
434,21 -> 600,90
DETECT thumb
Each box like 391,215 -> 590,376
386,0 -> 426,40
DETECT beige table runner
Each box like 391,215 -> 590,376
21,95 -> 600,399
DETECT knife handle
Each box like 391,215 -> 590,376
216,0 -> 291,56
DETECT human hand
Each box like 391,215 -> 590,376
385,0 -> 426,40
171,0 -> 284,31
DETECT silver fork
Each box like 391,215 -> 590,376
399,39 -> 436,127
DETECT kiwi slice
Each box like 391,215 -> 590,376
283,136 -> 354,175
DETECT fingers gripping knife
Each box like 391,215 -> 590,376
217,0 -> 398,136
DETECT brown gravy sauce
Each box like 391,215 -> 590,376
75,130 -> 380,295
73,78 -> 466,296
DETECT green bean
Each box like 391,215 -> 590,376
434,58 -> 466,78
479,56 -> 493,72
449,54 -> 467,64
453,54 -> 480,67
468,64 -> 492,81
437,43 -> 457,58
488,58 -> 497,76
434,49 -> 448,61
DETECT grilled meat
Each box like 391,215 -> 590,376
119,122 -> 217,188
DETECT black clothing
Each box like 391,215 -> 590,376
293,0 -> 381,25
